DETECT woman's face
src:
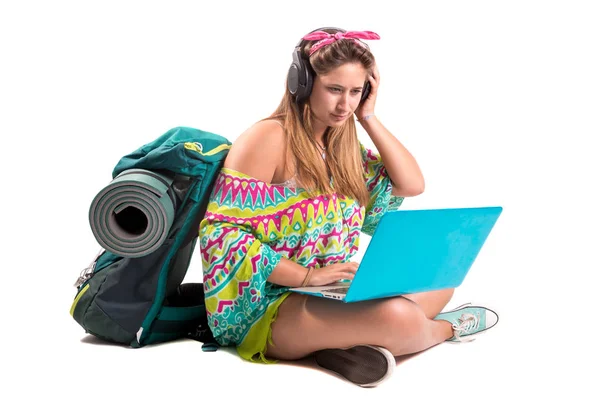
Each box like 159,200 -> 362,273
309,62 -> 368,129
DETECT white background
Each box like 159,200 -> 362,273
1,1 -> 598,398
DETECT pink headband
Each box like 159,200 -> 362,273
303,30 -> 380,56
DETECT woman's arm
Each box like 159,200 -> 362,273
267,257 -> 311,287
268,257 -> 359,287
222,120 -> 358,288
360,116 -> 425,197
220,120 -> 314,287
355,65 -> 425,197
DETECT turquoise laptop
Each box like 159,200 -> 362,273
289,206 -> 503,302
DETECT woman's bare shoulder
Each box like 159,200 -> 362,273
223,119 -> 286,184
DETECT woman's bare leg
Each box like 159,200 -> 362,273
266,292 -> 455,360
402,288 -> 455,318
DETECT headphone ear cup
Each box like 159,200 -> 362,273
287,62 -> 300,96
288,49 -> 303,97
302,67 -> 313,104
288,48 -> 314,105
360,81 -> 371,104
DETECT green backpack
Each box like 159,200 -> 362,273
70,126 -> 231,350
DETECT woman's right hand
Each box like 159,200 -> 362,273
308,262 -> 359,286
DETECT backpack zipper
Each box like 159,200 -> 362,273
73,249 -> 105,288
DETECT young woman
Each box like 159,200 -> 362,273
199,27 -> 499,387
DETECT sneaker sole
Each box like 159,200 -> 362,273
314,345 -> 395,387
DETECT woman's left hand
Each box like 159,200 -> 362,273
355,64 -> 380,120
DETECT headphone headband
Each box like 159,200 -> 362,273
287,27 -> 371,107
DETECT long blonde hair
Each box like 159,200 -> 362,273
262,29 -> 375,207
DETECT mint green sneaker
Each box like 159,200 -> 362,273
434,303 -> 499,343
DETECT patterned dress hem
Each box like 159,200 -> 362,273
236,291 -> 292,364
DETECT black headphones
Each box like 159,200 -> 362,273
287,27 -> 371,107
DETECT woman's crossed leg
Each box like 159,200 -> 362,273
266,288 -> 455,361
266,288 -> 498,387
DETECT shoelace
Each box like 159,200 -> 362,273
452,313 -> 479,342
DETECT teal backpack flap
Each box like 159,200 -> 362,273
71,126 -> 231,349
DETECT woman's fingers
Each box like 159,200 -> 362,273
344,262 -> 359,273
336,263 -> 358,281
312,262 -> 359,285
342,272 -> 355,281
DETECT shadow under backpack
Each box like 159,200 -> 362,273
70,126 -> 231,352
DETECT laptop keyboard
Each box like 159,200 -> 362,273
323,287 -> 349,294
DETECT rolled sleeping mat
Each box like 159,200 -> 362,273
89,169 -> 176,258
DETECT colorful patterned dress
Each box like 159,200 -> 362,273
199,144 -> 405,363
